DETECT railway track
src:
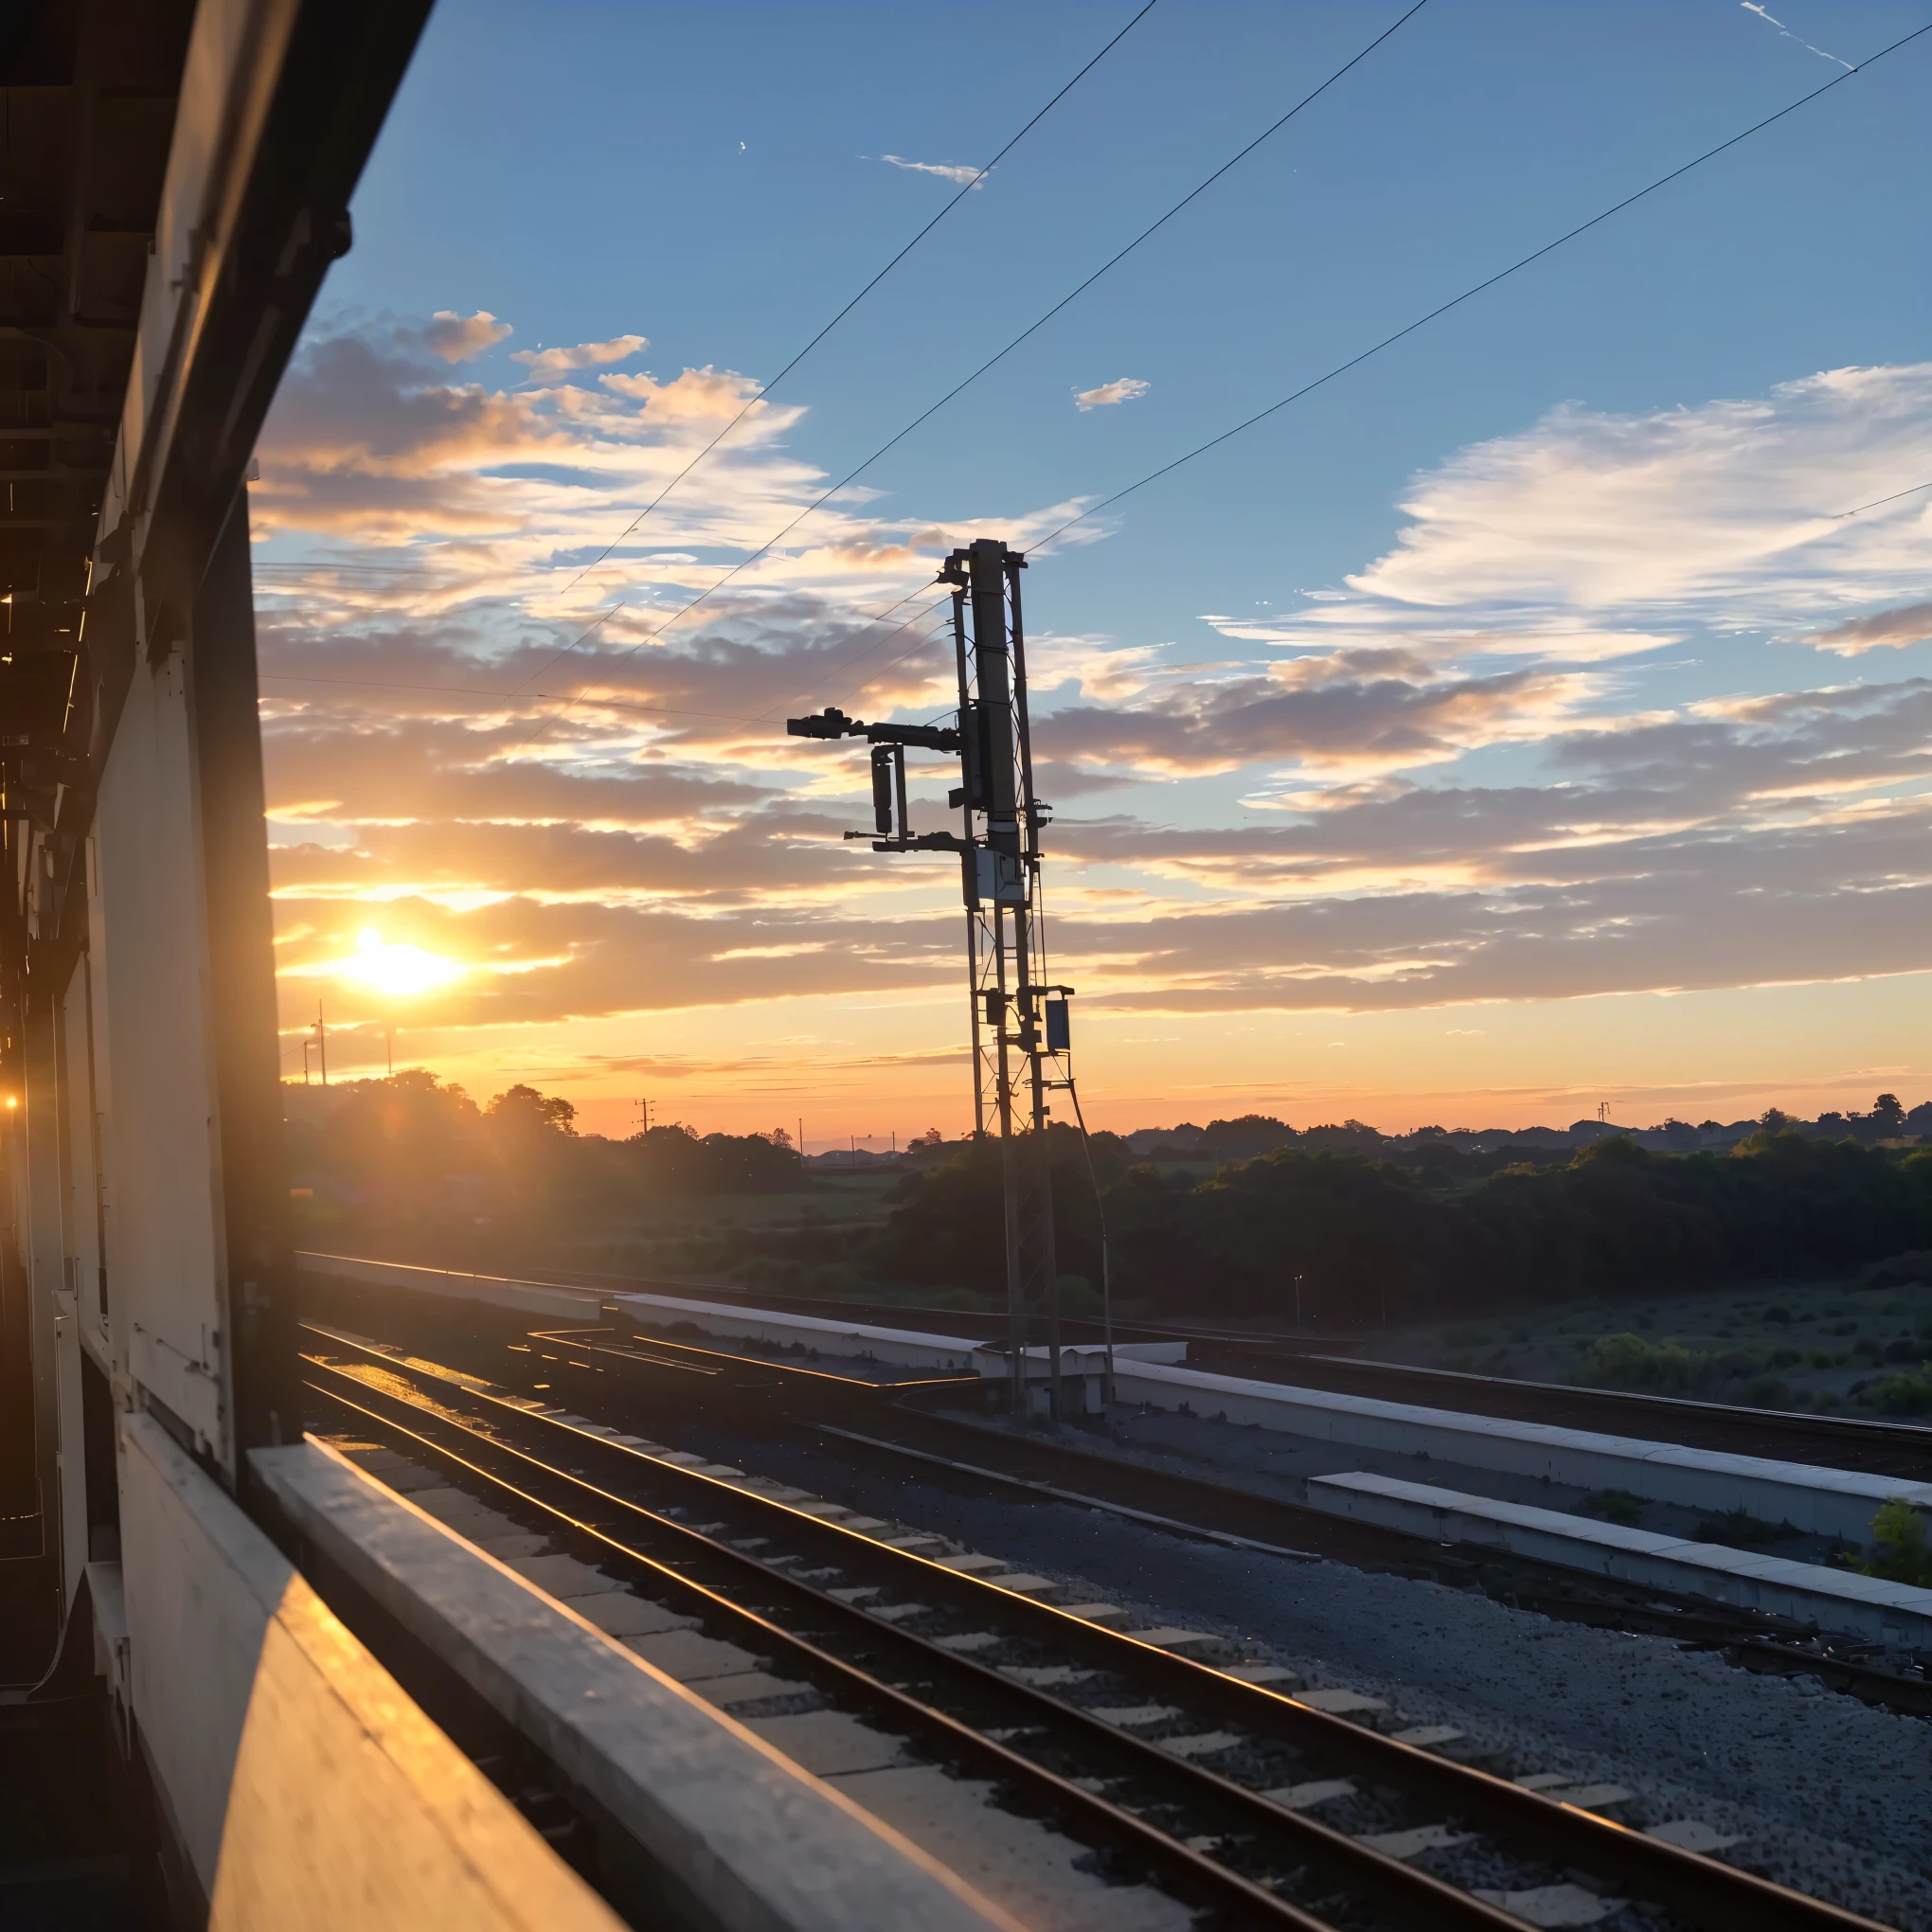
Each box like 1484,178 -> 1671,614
497,1261 -> 1932,1478
297,1323 -> 1892,1932
515,1320 -> 1932,1719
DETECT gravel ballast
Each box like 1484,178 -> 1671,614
674,1419 -> 1932,1931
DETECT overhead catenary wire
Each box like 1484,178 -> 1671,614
721,1 -> 1431,720
486,0 -> 1163,725
508,1 -> 1428,761
1025,17 -> 1932,559
546,0 -> 1165,614
1831,478 -> 1932,518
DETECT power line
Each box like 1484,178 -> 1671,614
1027,18 -> 1932,557
1831,478 -> 1932,518
542,0 -> 1426,742
549,0 -> 1162,611
487,0 -> 1161,724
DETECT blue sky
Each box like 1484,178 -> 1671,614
253,1 -> 1932,1142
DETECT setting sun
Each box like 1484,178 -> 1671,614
335,926 -> 466,998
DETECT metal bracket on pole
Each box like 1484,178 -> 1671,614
785,539 -> 1065,1421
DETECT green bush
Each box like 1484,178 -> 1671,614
1861,1250 -> 1932,1290
1056,1273 -> 1102,1317
1859,1499 -> 1932,1587
1575,1333 -> 1763,1398
1854,1366 -> 1932,1415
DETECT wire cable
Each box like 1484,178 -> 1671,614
546,0 -> 1164,615
1026,17 -> 1932,557
1831,478 -> 1932,518
479,0 -> 1163,726
522,0 -> 1427,751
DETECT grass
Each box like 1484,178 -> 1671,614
1692,1507 -> 1798,1550
1375,1276 -> 1932,1418
1579,1489 -> 1645,1528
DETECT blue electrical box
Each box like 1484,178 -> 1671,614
1045,999 -> 1070,1052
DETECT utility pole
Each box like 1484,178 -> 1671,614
788,538 -> 1066,1421
313,1000 -> 328,1086
385,1026 -> 393,1077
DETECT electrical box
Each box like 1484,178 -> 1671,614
1045,999 -> 1070,1052
974,848 -> 1026,904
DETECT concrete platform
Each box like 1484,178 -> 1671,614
614,1291 -> 983,1373
593,1283 -> 1926,1551
120,1416 -> 622,1932
611,1290 -> 1188,1384
300,1251 -> 603,1323
1108,1357 -> 1932,1547
1306,1471 -> 1932,1643
253,1438 -> 1023,1932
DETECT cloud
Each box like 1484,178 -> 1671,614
1199,364 -> 1932,667
1805,602 -> 1932,653
1047,674 -> 1932,891
1074,377 -> 1151,413
1040,649 -> 1597,778
271,891 -> 965,1031
510,334 -> 650,384
261,715 -> 774,831
255,325 -> 1932,1079
420,311 -> 513,362
880,154 -> 982,187
597,365 -> 761,422
252,312 -> 1092,622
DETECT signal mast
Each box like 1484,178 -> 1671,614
788,539 -> 1072,1418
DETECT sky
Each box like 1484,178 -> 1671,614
254,0 -> 1932,1148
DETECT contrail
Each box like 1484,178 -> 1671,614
1741,2 -> 1853,71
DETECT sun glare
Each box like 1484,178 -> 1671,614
337,926 -> 466,997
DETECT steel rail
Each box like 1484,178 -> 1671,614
300,1327 -> 1889,1932
300,1358 -> 1509,1932
450,1253 -> 1932,1473
389,1318 -> 1932,1714
519,1328 -> 1891,1650
519,1328 -> 976,1396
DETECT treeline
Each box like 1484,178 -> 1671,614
857,1128 -> 1932,1323
286,1070 -> 798,1248
286,1073 -> 1932,1322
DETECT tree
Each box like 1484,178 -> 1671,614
1872,1093 -> 1906,1133
1760,1106 -> 1792,1130
1199,1115 -> 1297,1158
488,1083 -> 578,1136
